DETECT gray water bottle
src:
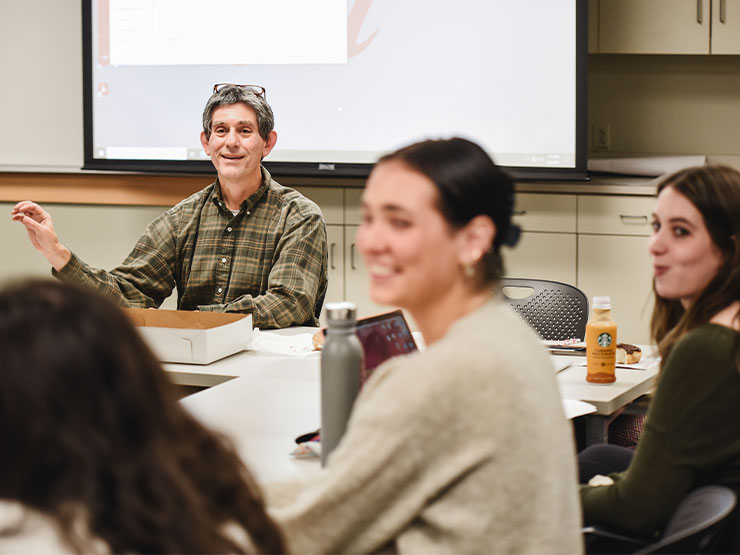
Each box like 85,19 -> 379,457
320,302 -> 364,466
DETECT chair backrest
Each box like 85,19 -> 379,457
640,485 -> 737,554
499,278 -> 588,341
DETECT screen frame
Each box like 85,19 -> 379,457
82,0 -> 588,181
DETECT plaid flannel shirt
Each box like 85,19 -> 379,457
56,168 -> 328,328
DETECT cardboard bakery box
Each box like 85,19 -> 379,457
126,308 -> 253,364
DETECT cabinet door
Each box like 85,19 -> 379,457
598,0 -> 710,54
505,192 -> 577,284
578,234 -> 654,345
578,195 -> 654,236
711,0 -> 740,53
344,225 -> 393,319
291,186 -> 344,225
320,224 -> 345,326
344,191 -> 390,318
503,231 -> 577,285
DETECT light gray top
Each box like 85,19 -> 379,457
268,297 -> 583,554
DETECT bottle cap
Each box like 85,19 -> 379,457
592,296 -> 611,309
325,301 -> 357,322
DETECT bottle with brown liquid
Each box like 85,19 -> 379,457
586,296 -> 617,384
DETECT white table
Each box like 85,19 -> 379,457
175,329 -> 656,480
555,351 -> 659,445
180,355 -> 322,483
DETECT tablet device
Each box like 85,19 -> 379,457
355,309 -> 418,382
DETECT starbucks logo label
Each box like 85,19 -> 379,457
597,332 -> 612,347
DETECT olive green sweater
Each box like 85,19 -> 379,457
269,298 -> 582,554
581,323 -> 740,539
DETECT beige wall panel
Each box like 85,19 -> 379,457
0,203 -> 177,307
589,55 -> 740,155
503,232 -> 577,285
578,234 -> 654,345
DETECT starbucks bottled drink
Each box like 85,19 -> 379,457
320,302 -> 364,466
586,296 -> 617,384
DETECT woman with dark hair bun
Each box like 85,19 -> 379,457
269,138 -> 581,553
580,165 -> 740,543
0,279 -> 285,554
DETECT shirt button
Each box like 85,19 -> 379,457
227,227 -> 232,232
217,287 -> 223,293
221,258 -> 227,263
246,211 -> 251,216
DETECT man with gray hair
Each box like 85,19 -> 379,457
12,84 -> 328,328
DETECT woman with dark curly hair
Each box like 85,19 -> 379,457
0,279 -> 285,554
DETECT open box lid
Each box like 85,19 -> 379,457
126,309 -> 253,364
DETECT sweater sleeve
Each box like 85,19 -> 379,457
54,208 -> 178,308
580,325 -> 740,539
268,354 -> 493,554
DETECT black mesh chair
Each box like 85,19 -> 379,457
583,485 -> 738,554
499,278 -> 589,341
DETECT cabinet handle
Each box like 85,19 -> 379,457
619,214 -> 648,225
697,0 -> 703,24
720,0 -> 726,23
329,243 -> 336,270
351,243 -> 356,270
512,210 -> 527,217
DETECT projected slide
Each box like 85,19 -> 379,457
108,0 -> 347,65
86,0 -> 584,176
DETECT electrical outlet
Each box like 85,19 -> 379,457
592,123 -> 611,151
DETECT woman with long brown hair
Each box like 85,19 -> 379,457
0,279 -> 284,553
579,165 -> 740,543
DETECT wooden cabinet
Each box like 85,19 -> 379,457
3,185 -> 660,342
594,0 -> 740,54
343,189 -> 400,320
504,193 -> 577,285
297,187 -> 659,342
292,187 -> 345,326
322,224 -> 345,325
344,224 -> 396,319
711,0 -> 740,53
576,195 -> 655,344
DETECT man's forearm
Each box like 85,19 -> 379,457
46,243 -> 72,272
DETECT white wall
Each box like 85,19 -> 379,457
0,202 -> 177,307
0,0 -> 83,170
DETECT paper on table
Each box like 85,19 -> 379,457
562,398 -> 596,419
551,358 -> 576,373
248,329 -> 318,357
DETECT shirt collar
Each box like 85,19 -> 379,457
211,166 -> 271,215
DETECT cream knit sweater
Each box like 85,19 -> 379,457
269,297 -> 582,554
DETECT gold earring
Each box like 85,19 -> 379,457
463,249 -> 481,278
